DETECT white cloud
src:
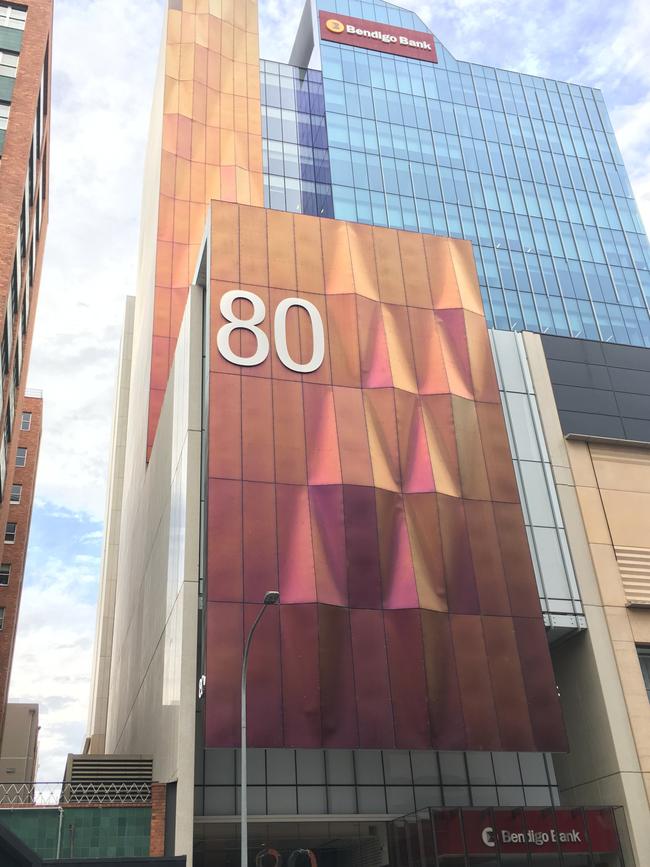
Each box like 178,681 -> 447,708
27,0 -> 166,521
9,553 -> 98,782
79,529 -> 104,543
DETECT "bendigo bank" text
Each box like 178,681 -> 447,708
345,24 -> 433,50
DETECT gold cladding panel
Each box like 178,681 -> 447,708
148,0 -> 263,455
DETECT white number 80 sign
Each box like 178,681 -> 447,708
216,290 -> 325,374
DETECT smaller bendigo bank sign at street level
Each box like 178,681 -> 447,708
319,10 -> 438,63
431,808 -> 620,857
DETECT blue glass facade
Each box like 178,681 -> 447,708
261,60 -> 334,218
262,0 -> 650,347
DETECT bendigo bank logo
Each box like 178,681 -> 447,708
325,18 -> 345,33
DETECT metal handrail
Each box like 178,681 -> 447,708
0,781 -> 151,807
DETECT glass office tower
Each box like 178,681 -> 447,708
263,0 -> 650,347
87,1 -> 650,864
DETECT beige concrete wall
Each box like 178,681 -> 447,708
104,285 -> 203,864
0,703 -> 38,783
524,331 -> 650,867
87,297 -> 135,755
88,0 -> 167,755
89,4 -> 167,757
569,439 -> 650,807
87,9 -> 203,861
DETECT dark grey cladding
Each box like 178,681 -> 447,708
541,334 -> 650,443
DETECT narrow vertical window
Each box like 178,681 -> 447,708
638,647 -> 650,702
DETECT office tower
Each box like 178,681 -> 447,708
0,0 -> 50,744
88,1 -> 650,864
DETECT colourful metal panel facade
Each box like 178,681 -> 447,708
148,0 -> 264,457
204,199 -> 567,752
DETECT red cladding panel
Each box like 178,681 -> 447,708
586,808 -> 621,853
433,811 -> 465,856
204,204 -> 567,751
436,808 -> 620,857
319,10 -> 438,63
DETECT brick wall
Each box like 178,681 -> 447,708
0,396 -> 42,737
149,782 -> 167,856
0,0 -> 52,740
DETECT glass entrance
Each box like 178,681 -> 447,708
388,807 -> 624,867
194,820 -> 390,867
193,807 -> 624,867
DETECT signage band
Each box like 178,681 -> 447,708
319,10 -> 438,63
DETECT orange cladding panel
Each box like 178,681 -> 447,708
204,202 -> 567,752
147,0 -> 263,458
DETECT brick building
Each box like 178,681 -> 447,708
0,0 -> 51,741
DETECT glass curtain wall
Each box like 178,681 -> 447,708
262,60 -> 334,219
261,0 -> 650,347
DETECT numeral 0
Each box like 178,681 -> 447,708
217,290 -> 325,374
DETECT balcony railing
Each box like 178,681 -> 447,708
0,781 -> 151,807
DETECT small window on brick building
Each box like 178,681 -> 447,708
1,318 -> 8,376
0,5 -> 27,30
0,564 -> 9,585
20,412 -> 31,431
10,484 -> 20,503
15,447 -> 26,467
0,50 -> 18,78
0,608 -> 5,630
4,522 -> 16,543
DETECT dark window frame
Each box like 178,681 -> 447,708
639,646 -> 650,702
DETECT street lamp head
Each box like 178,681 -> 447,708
263,590 -> 280,605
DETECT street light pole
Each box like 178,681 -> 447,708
241,590 -> 280,867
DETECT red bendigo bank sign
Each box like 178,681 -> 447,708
319,10 -> 438,63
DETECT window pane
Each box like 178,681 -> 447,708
638,647 -> 650,701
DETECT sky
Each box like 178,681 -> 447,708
7,0 -> 650,783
